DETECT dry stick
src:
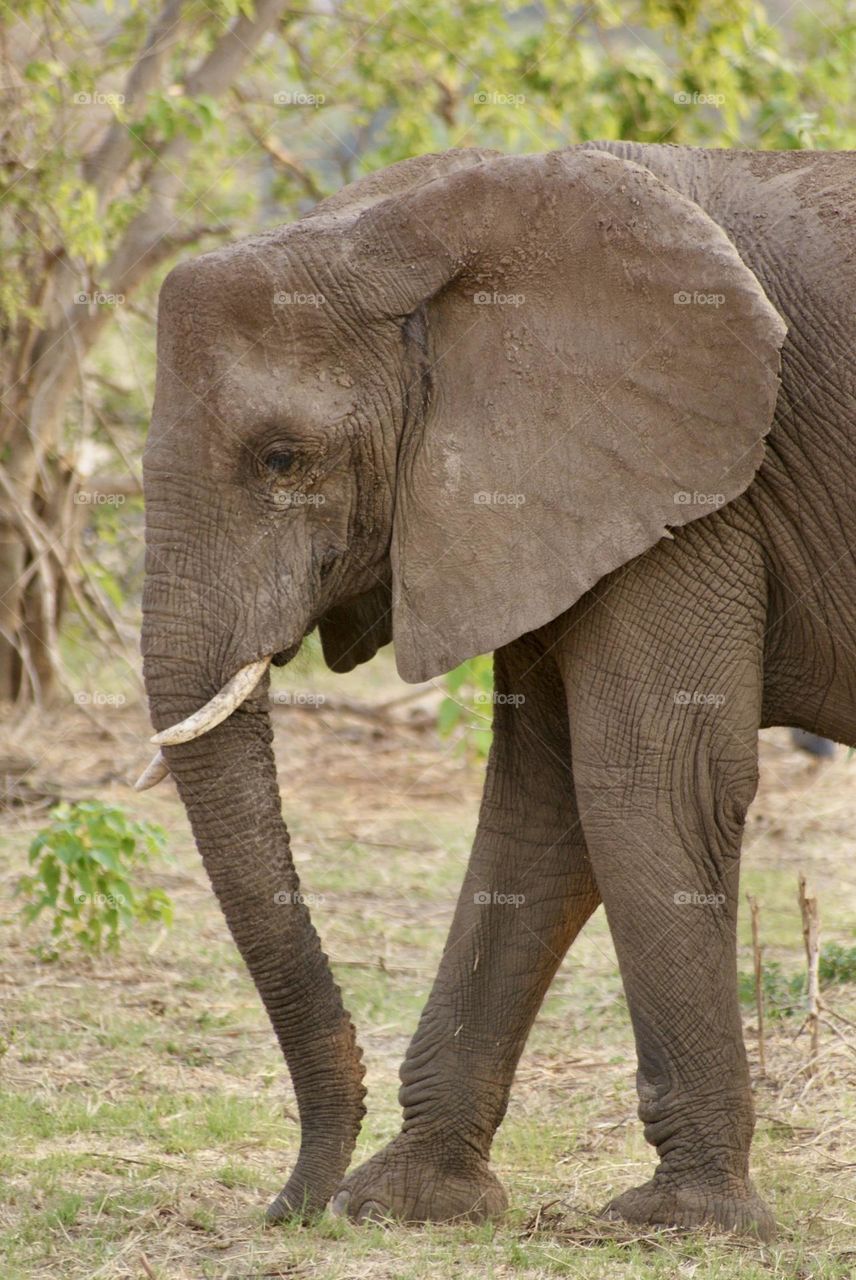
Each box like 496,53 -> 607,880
747,894 -> 766,1077
139,1255 -> 157,1280
277,687 -> 437,724
798,872 -> 821,1077
823,1016 -> 856,1058
823,1004 -> 856,1031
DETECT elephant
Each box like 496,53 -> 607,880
138,141 -> 855,1241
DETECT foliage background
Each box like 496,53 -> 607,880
1,0 -> 855,709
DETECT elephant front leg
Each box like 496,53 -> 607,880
558,534 -> 774,1240
332,636 -> 600,1223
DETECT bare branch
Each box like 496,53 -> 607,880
234,99 -> 325,202
184,0 -> 289,101
0,469 -> 61,695
105,0 -> 289,297
83,0 -> 186,201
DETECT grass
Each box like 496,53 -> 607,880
1,656 -> 854,1278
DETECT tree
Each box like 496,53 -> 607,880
0,0 -> 289,704
1,0 -> 853,707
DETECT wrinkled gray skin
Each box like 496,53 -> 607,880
142,142 -> 855,1239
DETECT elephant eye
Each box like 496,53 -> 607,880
263,448 -> 296,475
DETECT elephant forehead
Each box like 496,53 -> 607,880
157,262 -> 367,426
209,362 -> 359,431
158,238 -> 347,359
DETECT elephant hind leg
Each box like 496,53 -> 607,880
556,525 -> 774,1240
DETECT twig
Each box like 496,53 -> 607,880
272,688 -> 435,724
233,96 -> 325,202
0,469 -> 61,694
820,1011 -> 856,1057
822,1003 -> 856,1031
330,956 -> 429,976
798,872 -> 821,1076
83,0 -> 186,201
83,1152 -> 160,1167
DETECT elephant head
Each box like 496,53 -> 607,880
140,146 -> 785,1219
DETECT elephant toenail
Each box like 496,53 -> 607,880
265,1195 -> 288,1226
329,1190 -> 350,1217
356,1199 -> 391,1223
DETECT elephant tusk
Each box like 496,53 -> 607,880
150,655 -> 273,746
134,750 -> 170,791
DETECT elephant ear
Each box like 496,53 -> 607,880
347,149 -> 787,683
318,582 -> 392,674
305,147 -> 501,222
307,153 -> 497,679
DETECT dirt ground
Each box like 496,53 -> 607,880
1,652 -> 854,1278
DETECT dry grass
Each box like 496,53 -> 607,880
1,653 -> 854,1278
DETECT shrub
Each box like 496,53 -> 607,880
437,656 -> 496,759
16,800 -> 172,956
739,941 -> 856,1018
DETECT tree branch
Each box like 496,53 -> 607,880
104,0 -> 290,297
234,98 -> 325,202
83,0 -> 186,202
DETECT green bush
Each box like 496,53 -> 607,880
738,960 -> 807,1020
437,655 -> 496,758
819,941 -> 856,985
739,942 -> 856,1019
16,800 -> 172,956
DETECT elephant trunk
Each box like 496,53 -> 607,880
144,660 -> 365,1219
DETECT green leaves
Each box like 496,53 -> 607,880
437,655 -> 495,759
16,801 -> 172,957
6,0 -> 856,709
55,180 -> 106,263
23,59 -> 66,84
739,941 -> 856,1019
130,91 -> 224,149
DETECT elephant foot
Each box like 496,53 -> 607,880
330,1138 -> 508,1224
603,1175 -> 775,1241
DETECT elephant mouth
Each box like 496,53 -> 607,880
271,640 -> 302,667
151,655 -> 273,747
135,649 -> 274,791
136,636 -> 306,793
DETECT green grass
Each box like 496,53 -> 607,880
1,688 -> 854,1278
